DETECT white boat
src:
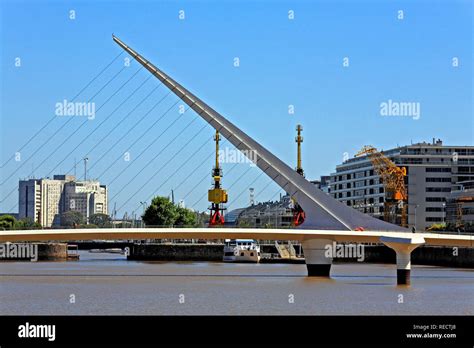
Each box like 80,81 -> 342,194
223,239 -> 261,263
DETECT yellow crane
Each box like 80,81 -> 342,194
292,124 -> 305,226
355,145 -> 407,227
208,130 -> 228,226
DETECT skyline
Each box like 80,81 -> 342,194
1,0 -> 472,215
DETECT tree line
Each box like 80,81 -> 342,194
0,196 -> 208,229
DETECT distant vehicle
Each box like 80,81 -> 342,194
223,239 -> 260,263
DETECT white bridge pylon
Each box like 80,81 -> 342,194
111,35 -> 407,233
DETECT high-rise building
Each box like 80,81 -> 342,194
18,175 -> 108,227
329,139 -> 474,231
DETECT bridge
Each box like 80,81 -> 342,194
2,35 -> 472,286
2,228 -> 472,285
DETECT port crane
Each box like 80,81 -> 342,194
454,195 -> 473,230
356,145 -> 407,227
208,130 -> 228,226
292,124 -> 305,226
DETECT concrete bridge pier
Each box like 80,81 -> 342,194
302,239 -> 333,277
380,235 -> 425,285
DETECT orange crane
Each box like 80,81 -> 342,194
356,145 -> 407,227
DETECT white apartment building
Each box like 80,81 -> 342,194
18,175 -> 108,227
330,139 -> 474,231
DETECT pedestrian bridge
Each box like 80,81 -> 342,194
1,228 -> 472,285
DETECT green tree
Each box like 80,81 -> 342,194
0,215 -> 16,230
61,211 -> 85,227
175,206 -> 196,226
89,213 -> 112,228
142,196 -> 178,226
15,217 -> 41,229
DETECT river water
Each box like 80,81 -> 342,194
1,251 -> 473,315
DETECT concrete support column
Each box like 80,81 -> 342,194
395,249 -> 412,285
380,235 -> 425,285
302,238 -> 333,277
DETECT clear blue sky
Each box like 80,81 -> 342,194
1,0 -> 472,216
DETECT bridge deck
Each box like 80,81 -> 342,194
0,228 -> 472,247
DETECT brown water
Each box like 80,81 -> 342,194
1,251 -> 473,315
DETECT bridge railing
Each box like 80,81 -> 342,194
1,224 -> 473,236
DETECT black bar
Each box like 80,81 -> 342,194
0,316 -> 472,346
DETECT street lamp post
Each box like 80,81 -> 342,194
442,203 -> 446,227
140,201 -> 147,228
414,204 -> 419,232
83,157 -> 89,181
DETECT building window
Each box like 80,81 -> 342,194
426,167 -> 451,173
426,217 -> 443,222
426,177 -> 451,182
426,197 -> 446,202
426,187 -> 451,193
426,207 -> 443,212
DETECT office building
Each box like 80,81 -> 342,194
330,139 -> 474,231
18,175 -> 108,227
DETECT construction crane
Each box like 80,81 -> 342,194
292,124 -> 305,226
355,145 -> 407,227
295,124 -> 304,176
455,195 -> 473,230
208,130 -> 228,226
